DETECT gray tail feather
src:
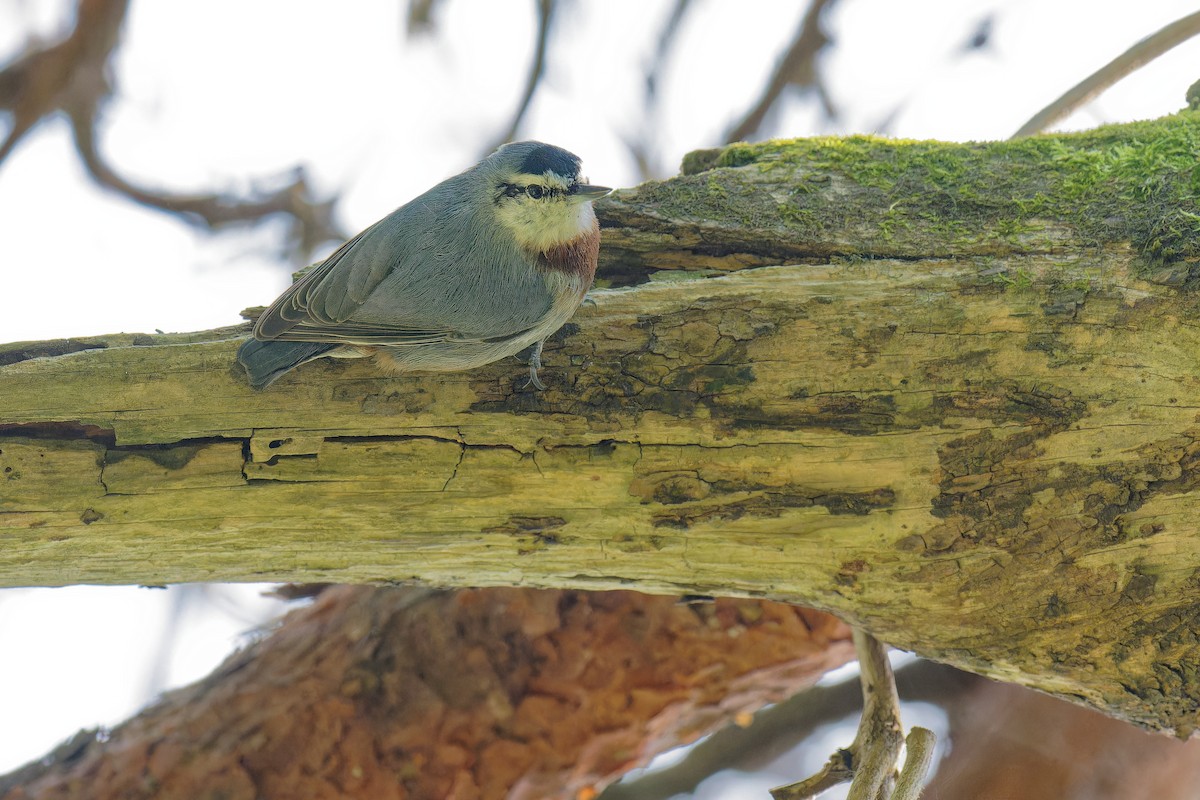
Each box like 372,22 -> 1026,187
237,339 -> 336,389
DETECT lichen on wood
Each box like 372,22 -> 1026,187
5,112 -> 1200,734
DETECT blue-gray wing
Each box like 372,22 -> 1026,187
253,177 -> 555,345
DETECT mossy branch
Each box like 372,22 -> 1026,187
5,112 -> 1200,735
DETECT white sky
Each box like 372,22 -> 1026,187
2,0 -> 1199,786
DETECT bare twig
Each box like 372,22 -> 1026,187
725,0 -> 839,144
844,629 -> 903,799
0,0 -> 346,262
1012,9 -> 1200,138
771,630 -> 936,800
599,670 -> 863,800
892,727 -> 937,800
599,661 -> 973,800
772,751 -> 853,800
487,0 -> 557,152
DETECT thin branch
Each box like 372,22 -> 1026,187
892,727 -> 937,800
487,0 -> 556,152
600,671 -> 862,800
725,0 -> 838,144
845,629 -> 903,799
142,585 -> 187,696
66,94 -> 344,262
599,661 -> 974,800
770,743 -> 852,797
1012,10 -> 1200,138
771,630 -> 936,800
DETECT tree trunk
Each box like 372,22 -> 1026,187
0,588 -> 852,800
3,113 -> 1200,733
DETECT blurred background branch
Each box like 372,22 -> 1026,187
725,0 -> 838,143
0,0 -> 128,164
0,0 -> 346,263
1013,8 -> 1200,137
5,0 -> 1198,270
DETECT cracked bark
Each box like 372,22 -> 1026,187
4,113 -> 1200,735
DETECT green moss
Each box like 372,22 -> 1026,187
689,112 -> 1200,273
776,202 -> 818,234
985,267 -> 1035,291
878,205 -> 914,240
705,175 -> 729,199
632,170 -> 777,230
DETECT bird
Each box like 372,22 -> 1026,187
237,141 -> 611,390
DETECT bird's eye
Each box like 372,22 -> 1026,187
526,184 -> 545,200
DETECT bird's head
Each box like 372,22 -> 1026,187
485,141 -> 611,252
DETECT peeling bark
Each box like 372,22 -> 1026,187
4,115 -> 1200,733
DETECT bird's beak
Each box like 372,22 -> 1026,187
570,184 -> 613,202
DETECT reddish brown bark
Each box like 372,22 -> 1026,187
1,587 -> 853,800
929,679 -> 1200,799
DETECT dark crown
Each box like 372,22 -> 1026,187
517,143 -> 581,180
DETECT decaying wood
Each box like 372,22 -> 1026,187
0,588 -> 853,799
4,112 -> 1200,734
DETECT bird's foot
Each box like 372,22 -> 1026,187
524,367 -> 546,391
523,340 -> 547,391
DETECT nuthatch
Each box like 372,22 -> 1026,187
237,141 -> 611,389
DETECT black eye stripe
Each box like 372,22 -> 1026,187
497,182 -> 564,201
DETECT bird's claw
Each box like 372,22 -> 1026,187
524,366 -> 546,391
523,340 -> 547,391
